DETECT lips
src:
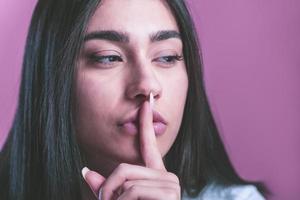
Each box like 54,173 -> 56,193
117,110 -> 168,136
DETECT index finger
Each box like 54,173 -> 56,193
139,95 -> 166,171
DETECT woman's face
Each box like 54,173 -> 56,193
75,0 -> 188,175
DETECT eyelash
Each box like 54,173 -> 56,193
153,55 -> 183,65
89,54 -> 123,65
88,54 -> 183,67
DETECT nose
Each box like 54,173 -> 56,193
125,62 -> 162,102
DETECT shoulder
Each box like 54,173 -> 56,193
182,183 -> 265,200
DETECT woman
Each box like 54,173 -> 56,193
0,0 -> 268,199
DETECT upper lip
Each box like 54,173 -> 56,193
118,109 -> 168,126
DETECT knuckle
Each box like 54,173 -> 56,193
165,189 -> 178,199
116,163 -> 129,177
175,183 -> 181,192
128,185 -> 139,196
129,185 -> 138,192
118,163 -> 129,171
167,172 -> 180,184
122,181 -> 133,191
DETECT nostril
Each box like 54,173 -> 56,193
135,94 -> 148,102
154,93 -> 160,100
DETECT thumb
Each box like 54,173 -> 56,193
82,167 -> 106,198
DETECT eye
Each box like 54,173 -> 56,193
89,54 -> 123,64
152,54 -> 183,67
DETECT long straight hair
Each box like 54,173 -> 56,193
0,0 -> 268,199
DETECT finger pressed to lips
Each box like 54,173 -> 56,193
139,100 -> 166,170
83,100 -> 174,200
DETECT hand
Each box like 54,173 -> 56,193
82,100 -> 181,200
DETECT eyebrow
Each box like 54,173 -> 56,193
83,30 -> 181,43
84,30 -> 129,43
150,30 -> 181,42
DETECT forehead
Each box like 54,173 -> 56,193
86,0 -> 179,34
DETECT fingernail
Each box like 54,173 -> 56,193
149,92 -> 154,110
81,167 -> 89,180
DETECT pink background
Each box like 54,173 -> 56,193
0,0 -> 299,199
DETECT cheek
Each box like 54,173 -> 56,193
164,67 -> 188,117
74,71 -> 122,141
76,76 -> 109,119
75,69 -> 123,111
158,68 -> 188,155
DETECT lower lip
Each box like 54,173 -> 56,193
119,122 -> 167,136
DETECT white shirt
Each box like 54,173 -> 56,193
182,183 -> 265,200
